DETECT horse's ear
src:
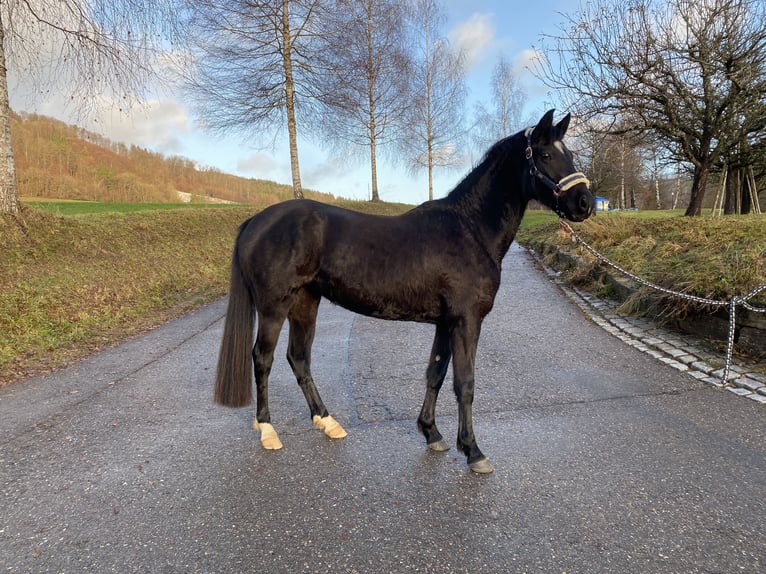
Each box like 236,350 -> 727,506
530,109 -> 555,144
555,113 -> 571,139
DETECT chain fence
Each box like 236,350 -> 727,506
558,220 -> 766,385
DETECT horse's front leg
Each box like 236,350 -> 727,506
451,318 -> 493,474
418,323 -> 452,452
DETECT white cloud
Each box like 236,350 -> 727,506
236,152 -> 282,177
513,48 -> 543,77
449,13 -> 495,69
304,156 -> 354,186
510,48 -> 552,108
83,99 -> 191,154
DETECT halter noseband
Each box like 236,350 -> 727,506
524,130 -> 589,199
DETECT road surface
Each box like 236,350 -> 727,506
1,245 -> 764,573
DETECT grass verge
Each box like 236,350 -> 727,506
2,199 -> 412,386
517,210 -> 766,315
23,199 -> 246,216
1,205 -> 251,385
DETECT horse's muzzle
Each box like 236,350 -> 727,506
567,186 -> 595,222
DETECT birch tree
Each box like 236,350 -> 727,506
317,0 -> 411,202
184,0 -> 333,200
472,54 -> 526,153
402,0 -> 466,202
0,0 -> 182,215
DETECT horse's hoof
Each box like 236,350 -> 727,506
312,415 -> 348,439
254,421 -> 283,450
469,458 -> 494,474
427,439 -> 450,452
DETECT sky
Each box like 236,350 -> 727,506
9,0 -> 581,205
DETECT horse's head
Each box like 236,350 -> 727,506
525,110 -> 594,222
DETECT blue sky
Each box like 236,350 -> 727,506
10,0 -> 581,205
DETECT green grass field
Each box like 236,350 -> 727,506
22,198 -> 417,217
22,199 -> 246,216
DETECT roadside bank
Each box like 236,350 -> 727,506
522,241 -> 766,404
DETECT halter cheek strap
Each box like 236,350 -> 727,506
525,132 -> 590,198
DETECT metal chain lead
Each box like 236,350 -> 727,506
558,220 -> 766,385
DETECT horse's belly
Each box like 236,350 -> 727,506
318,279 -> 440,323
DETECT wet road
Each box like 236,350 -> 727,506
1,245 -> 764,573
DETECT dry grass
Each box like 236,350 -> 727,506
517,210 -> 766,316
2,199 -> 412,385
1,206 -> 251,384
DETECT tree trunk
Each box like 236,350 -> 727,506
0,16 -> 19,215
369,131 -> 379,201
619,137 -> 625,209
427,137 -> 434,202
367,97 -> 380,200
366,10 -> 379,202
723,166 -> 738,215
740,170 -> 753,215
685,163 -> 710,216
282,0 -> 303,200
653,154 -> 661,209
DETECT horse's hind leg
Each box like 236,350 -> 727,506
287,289 -> 347,440
418,323 -> 451,452
253,312 -> 286,450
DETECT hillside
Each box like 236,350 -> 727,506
10,112 -> 334,205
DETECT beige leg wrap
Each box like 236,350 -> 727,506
253,420 -> 283,450
312,415 -> 348,439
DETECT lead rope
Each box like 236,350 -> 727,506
559,220 -> 766,385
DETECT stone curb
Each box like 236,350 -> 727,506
525,246 -> 766,405
525,239 -> 766,358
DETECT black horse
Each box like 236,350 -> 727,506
214,110 -> 594,473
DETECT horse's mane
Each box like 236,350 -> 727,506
441,129 -> 526,208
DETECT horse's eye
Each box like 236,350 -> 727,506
541,152 -> 552,161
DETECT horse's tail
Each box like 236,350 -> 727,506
214,224 -> 255,407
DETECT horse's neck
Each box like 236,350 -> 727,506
450,153 -> 529,264
483,195 -> 528,265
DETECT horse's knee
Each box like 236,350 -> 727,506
453,379 -> 475,404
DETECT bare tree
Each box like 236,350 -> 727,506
0,22 -> 15,215
580,127 -> 646,209
472,54 -> 526,153
535,0 -> 766,216
317,0 -> 411,202
402,0 -> 467,202
184,0 -> 334,200
0,1 -> 182,215
717,134 -> 765,214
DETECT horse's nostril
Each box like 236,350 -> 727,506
579,194 -> 591,212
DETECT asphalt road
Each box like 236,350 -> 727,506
1,244 -> 764,574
